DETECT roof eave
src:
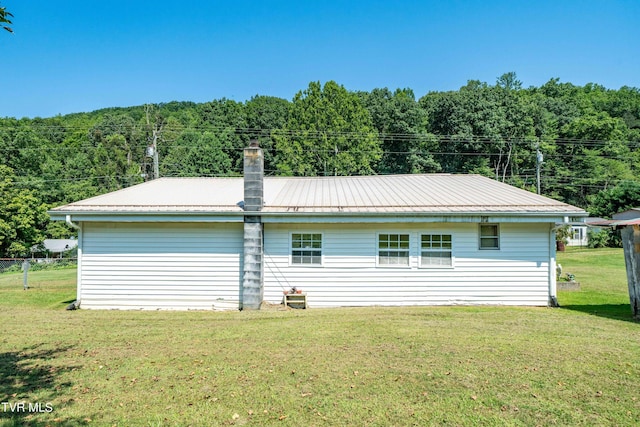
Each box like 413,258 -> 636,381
50,208 -> 586,224
258,210 -> 587,223
48,210 -> 246,223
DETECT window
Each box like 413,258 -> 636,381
421,234 -> 453,267
378,234 -> 410,266
479,224 -> 500,249
291,233 -> 322,265
571,228 -> 583,241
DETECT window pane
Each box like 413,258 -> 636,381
479,225 -> 499,249
399,237 -> 409,249
480,237 -> 499,249
378,234 -> 410,266
480,225 -> 498,237
421,234 -> 453,267
422,234 -> 452,250
379,234 -> 389,249
292,234 -> 322,264
422,251 -> 452,267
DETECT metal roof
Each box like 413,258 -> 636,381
49,174 -> 586,216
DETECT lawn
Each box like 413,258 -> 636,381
0,250 -> 638,426
556,247 -> 633,320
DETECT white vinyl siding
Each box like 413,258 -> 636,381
77,220 -> 553,310
79,222 -> 242,310
264,223 -> 552,308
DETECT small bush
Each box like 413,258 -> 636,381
2,263 -> 22,273
28,259 -> 77,271
587,229 -> 610,248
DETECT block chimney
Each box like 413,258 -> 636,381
241,140 -> 264,310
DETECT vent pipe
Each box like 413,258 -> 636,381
241,140 -> 264,310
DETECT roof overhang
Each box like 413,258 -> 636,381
48,211 -> 245,223
51,209 -> 587,224
612,218 -> 640,228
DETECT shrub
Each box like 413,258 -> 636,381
587,228 -> 610,248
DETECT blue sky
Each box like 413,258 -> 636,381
3,0 -> 639,118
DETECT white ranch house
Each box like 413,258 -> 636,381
50,145 -> 586,311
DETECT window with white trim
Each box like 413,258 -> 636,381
291,233 -> 322,265
421,234 -> 453,267
378,234 -> 410,266
479,224 -> 500,250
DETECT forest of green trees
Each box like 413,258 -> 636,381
1,73 -> 640,256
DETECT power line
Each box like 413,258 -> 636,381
1,123 -> 639,146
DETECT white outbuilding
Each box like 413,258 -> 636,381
49,144 -> 586,311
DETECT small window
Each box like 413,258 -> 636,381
378,234 -> 410,266
291,233 -> 322,265
572,228 -> 583,240
479,224 -> 500,250
421,234 -> 453,267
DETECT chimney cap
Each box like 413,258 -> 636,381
248,139 -> 260,148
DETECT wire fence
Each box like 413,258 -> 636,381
0,258 -> 77,274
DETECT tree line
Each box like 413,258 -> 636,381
1,73 -> 639,256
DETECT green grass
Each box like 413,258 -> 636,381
557,247 -> 633,320
0,268 -> 77,309
0,251 -> 639,426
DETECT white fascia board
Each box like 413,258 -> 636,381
48,211 -> 245,223
259,212 -> 588,224
49,210 -> 587,224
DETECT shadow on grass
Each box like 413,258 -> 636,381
560,303 -> 639,323
0,344 -> 90,427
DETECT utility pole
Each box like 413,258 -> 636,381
144,105 -> 163,180
536,148 -> 544,195
150,128 -> 160,180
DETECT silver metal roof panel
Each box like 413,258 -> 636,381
50,174 -> 585,216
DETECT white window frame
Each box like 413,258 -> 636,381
420,233 -> 454,268
479,224 -> 500,250
377,233 -> 410,267
290,232 -> 323,266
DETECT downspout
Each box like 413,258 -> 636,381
66,215 -> 82,309
66,214 -> 80,230
549,223 -> 559,307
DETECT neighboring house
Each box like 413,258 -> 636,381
567,225 -> 588,246
49,144 -> 587,311
613,208 -> 640,222
31,239 -> 78,258
566,217 -> 611,247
